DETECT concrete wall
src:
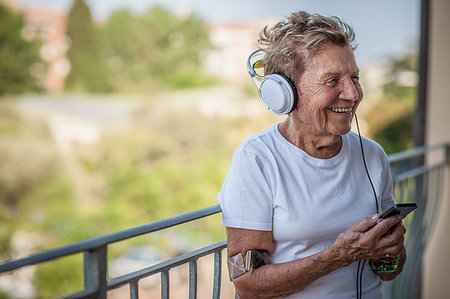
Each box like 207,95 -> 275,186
422,0 -> 450,298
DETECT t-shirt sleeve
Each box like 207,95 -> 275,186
379,148 -> 395,213
217,144 -> 274,231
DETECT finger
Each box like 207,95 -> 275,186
380,221 -> 404,239
377,223 -> 405,247
353,214 -> 380,233
380,243 -> 405,259
378,233 -> 405,253
368,215 -> 402,238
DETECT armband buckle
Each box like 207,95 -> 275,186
226,249 -> 268,281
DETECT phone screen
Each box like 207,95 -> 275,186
381,203 -> 417,219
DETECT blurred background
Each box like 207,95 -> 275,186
0,0 -> 421,298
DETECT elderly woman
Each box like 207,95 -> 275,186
217,11 -> 406,299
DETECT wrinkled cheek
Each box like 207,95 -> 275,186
311,108 -> 328,131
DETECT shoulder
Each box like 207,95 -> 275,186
346,131 -> 387,157
235,125 -> 279,157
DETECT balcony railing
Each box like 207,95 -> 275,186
1,143 -> 449,299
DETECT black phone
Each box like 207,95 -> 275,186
381,203 -> 417,219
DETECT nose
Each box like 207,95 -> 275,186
339,78 -> 360,101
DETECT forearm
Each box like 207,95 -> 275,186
233,247 -> 350,299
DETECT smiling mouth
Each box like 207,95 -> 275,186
328,107 -> 352,114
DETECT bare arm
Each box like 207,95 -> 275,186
227,214 -> 405,299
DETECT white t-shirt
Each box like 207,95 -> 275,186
218,123 -> 394,299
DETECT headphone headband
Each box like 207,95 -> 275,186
246,50 -> 298,115
247,49 -> 265,78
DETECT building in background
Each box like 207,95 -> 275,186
22,8 -> 70,93
204,18 -> 275,84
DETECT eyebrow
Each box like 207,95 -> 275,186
318,72 -> 341,81
318,69 -> 360,81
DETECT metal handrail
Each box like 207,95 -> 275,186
0,143 -> 449,299
0,205 -> 222,273
388,142 -> 449,163
0,204 -> 224,299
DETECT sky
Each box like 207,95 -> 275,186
16,0 -> 421,65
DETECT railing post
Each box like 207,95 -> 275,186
83,246 -> 107,299
161,270 -> 170,299
130,281 -> 139,299
212,250 -> 222,299
189,260 -> 198,299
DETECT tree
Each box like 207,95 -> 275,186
0,3 -> 40,96
65,0 -> 109,92
100,6 -> 214,92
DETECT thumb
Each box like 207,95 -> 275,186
353,214 -> 380,233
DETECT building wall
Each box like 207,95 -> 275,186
204,19 -> 275,84
422,0 -> 450,298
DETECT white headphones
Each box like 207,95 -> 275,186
247,49 -> 298,115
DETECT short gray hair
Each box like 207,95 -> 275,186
258,11 -> 356,85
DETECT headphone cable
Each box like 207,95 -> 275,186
354,114 -> 379,299
355,114 -> 379,213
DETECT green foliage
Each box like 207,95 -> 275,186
365,50 -> 417,153
100,6 -> 214,92
34,255 -> 83,298
76,108 -> 234,239
0,291 -> 10,299
374,112 -> 414,154
0,4 -> 40,95
0,103 -> 84,297
389,50 -> 418,72
0,103 -> 56,212
64,3 -> 215,92
65,0 -> 110,92
383,82 -> 416,100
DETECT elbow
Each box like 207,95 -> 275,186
234,283 -> 275,299
232,273 -> 289,299
233,273 -> 274,299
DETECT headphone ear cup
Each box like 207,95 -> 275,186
259,74 -> 298,115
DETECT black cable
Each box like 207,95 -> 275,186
356,260 -> 362,299
354,114 -> 380,299
359,260 -> 366,299
355,114 -> 379,213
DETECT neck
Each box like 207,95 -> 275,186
279,117 -> 342,159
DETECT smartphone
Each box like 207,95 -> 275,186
381,203 -> 417,219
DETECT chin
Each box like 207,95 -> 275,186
331,126 -> 352,136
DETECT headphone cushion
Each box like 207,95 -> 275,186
260,74 -> 298,115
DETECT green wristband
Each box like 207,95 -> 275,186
370,256 -> 399,273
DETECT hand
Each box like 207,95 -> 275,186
377,248 -> 407,281
330,214 -> 405,265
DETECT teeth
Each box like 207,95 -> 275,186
329,107 -> 352,113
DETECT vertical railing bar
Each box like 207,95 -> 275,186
189,259 -> 198,299
422,169 -> 435,231
161,270 -> 170,299
130,281 -> 139,299
425,167 -> 444,237
212,250 -> 222,299
83,246 -> 107,299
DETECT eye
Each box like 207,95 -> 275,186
326,79 -> 338,86
351,76 -> 360,83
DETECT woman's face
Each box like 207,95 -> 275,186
292,44 -> 363,137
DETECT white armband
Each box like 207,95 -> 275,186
226,249 -> 269,281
